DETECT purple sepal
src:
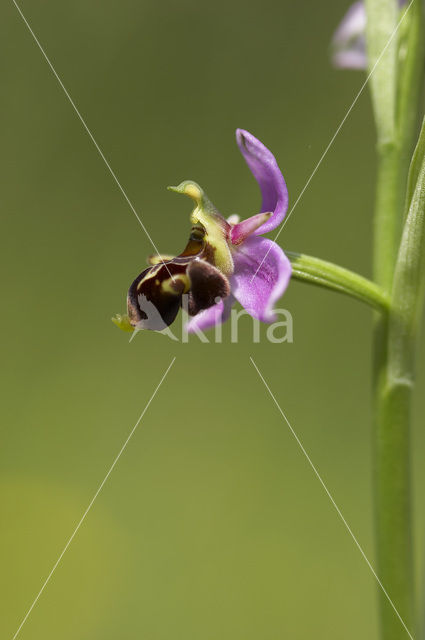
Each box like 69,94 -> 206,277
236,129 -> 289,235
230,236 -> 292,323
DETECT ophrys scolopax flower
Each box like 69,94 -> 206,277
113,129 -> 291,334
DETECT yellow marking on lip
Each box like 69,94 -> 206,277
162,274 -> 190,295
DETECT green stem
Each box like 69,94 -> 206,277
371,149 -> 410,640
372,133 -> 416,640
286,252 -> 390,312
373,144 -> 407,291
366,2 -> 424,638
381,117 -> 425,640
397,1 -> 425,181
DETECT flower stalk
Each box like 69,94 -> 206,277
366,1 -> 424,638
287,252 -> 390,311
377,116 -> 425,640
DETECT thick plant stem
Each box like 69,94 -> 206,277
373,145 -> 407,292
372,106 -> 419,640
373,343 -> 415,640
378,120 -> 425,640
366,1 -> 424,637
372,148 -> 415,640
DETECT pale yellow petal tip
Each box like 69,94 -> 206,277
167,181 -> 203,203
112,314 -> 134,333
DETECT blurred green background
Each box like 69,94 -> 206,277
2,0 -> 425,638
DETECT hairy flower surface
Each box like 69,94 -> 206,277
113,130 -> 291,334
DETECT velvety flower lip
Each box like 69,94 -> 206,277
114,222 -> 232,332
114,129 -> 292,335
185,294 -> 235,333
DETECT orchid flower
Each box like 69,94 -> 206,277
113,130 -> 291,334
331,2 -> 367,69
331,0 -> 406,70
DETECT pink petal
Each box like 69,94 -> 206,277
230,212 -> 272,245
236,129 -> 288,235
230,236 -> 291,322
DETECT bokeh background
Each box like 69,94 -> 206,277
2,0 -> 425,638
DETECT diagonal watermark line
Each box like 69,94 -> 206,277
249,356 -> 414,640
11,356 -> 176,640
250,0 -> 416,283
12,0 -> 175,280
